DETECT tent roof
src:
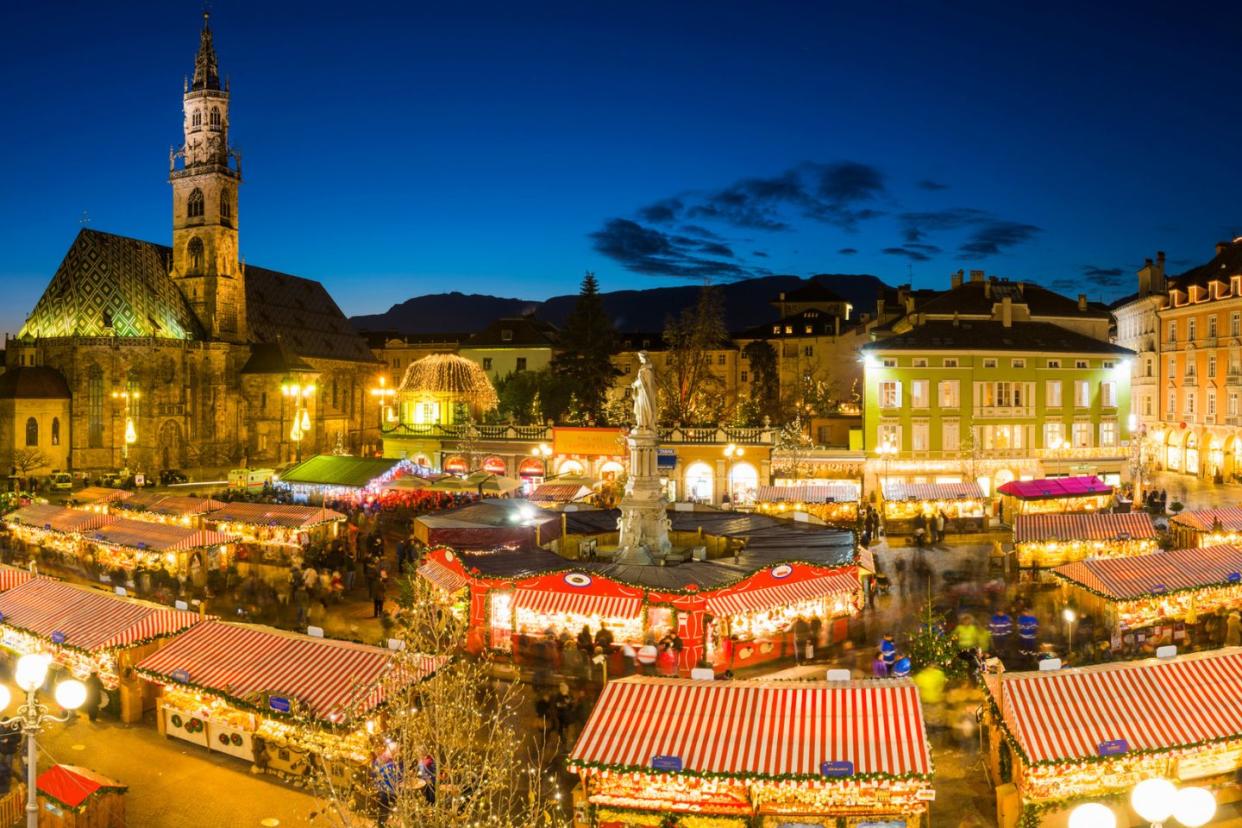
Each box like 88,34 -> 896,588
1052,544 -> 1242,599
277,455 -> 405,489
997,475 -> 1112,500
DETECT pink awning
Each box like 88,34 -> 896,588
997,476 -> 1112,500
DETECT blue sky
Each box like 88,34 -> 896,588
2,1 -> 1241,337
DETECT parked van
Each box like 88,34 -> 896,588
228,468 -> 274,491
49,472 -> 73,492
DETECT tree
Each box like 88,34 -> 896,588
551,272 -> 620,423
905,601 -> 967,679
8,448 -> 49,476
659,286 -> 729,425
737,340 -> 780,425
773,415 -> 813,479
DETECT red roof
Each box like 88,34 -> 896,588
0,579 -> 204,652
416,558 -> 470,594
37,765 -> 125,810
1172,507 -> 1242,533
87,518 -> 236,552
705,566 -> 860,617
512,571 -> 646,620
570,676 -> 931,779
755,484 -> 860,504
0,566 -> 34,593
6,504 -> 115,534
997,476 -> 1112,500
70,487 -> 131,505
1013,512 -> 1157,544
206,502 -> 344,529
1052,545 -> 1242,599
529,483 -> 591,503
882,481 -> 983,501
991,649 -> 1242,764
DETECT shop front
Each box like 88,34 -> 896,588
1012,512 -> 1158,568
1169,507 -> 1242,549
754,483 -> 860,524
880,482 -> 987,535
112,493 -> 222,526
996,476 -> 1112,518
569,676 -> 934,828
981,649 -> 1242,827
203,502 -> 345,578
1052,545 -> 1242,653
0,578 -> 203,723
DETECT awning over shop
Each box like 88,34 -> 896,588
990,649 -> 1242,764
1052,545 -> 1242,599
881,481 -> 983,501
88,518 -> 237,552
137,621 -> 442,722
0,567 -> 34,593
706,568 -> 860,617
70,487 -> 131,506
529,483 -> 592,503
117,494 -> 222,518
417,558 -> 470,594
277,455 -> 407,489
6,504 -> 115,534
1171,507 -> 1242,533
513,587 -> 643,619
206,502 -> 344,530
0,579 -> 203,652
997,476 -> 1112,500
755,484 -> 860,504
570,676 -> 931,778
1013,512 -> 1156,544
414,501 -> 562,548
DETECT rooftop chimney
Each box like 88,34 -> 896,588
984,281 -> 992,299
951,269 -> 964,289
1002,296 -> 1013,328
1078,293 -> 1087,311
970,269 -> 985,284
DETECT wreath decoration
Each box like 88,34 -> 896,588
171,713 -> 183,729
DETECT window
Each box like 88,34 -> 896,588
939,380 -> 960,408
1046,359 -> 1061,368
717,354 -> 727,365
1209,316 -> 1218,338
210,107 -> 221,127
187,188 -> 204,218
482,358 -> 492,371
912,358 -> 928,368
187,237 -> 204,272
1186,359 -> 1196,378
1145,357 -> 1153,378
1012,358 -> 1026,368
740,371 -> 748,382
1209,356 -> 1217,378
1233,313 -> 1240,337
1208,389 -> 1217,418
24,417 -> 38,447
1046,380 -> 1063,408
877,422 -> 901,451
1075,360 -> 1089,369
943,358 -> 959,368
87,366 -> 104,448
1168,356 -> 1176,380
192,110 -> 201,127
1100,421 -> 1118,446
515,357 -> 527,371
51,418 -> 59,446
1189,319 -> 1197,340
1144,396 -> 1153,417
1231,393 -> 1239,417
803,346 -> 813,357
911,421 -> 930,451
804,325 -> 813,335
772,325 -> 780,335
220,188 -> 231,220
500,329 -> 513,342
1072,421 -> 1091,448
881,358 -> 897,368
1074,380 -> 1089,407
1168,389 -> 1176,416
1100,381 -> 1116,408
1186,391 -> 1196,416
1103,360 -> 1117,369
983,358 -> 998,368
878,381 -> 902,408
911,380 -> 929,408
1169,321 -> 1177,342
1043,422 -> 1065,448
942,420 -> 960,452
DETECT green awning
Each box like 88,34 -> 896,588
276,455 -> 405,489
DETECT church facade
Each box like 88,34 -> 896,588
5,16 -> 378,475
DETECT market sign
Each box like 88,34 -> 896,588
657,449 -> 677,469
650,755 -> 683,772
268,695 -> 292,714
552,426 -> 627,457
1150,583 -> 1167,594
1097,739 -> 1129,757
50,631 -> 66,645
1227,572 -> 1241,584
820,760 -> 854,777
170,669 -> 191,684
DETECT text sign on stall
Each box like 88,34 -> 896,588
1227,572 -> 1242,584
170,669 -> 191,684
50,631 -> 66,645
268,696 -> 292,714
820,760 -> 855,777
650,755 -> 683,772
1097,739 -> 1129,757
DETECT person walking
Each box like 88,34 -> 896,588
83,670 -> 105,722
370,573 -> 387,618
1017,609 -> 1039,659
879,633 -> 897,672
1226,611 -> 1242,647
989,609 -> 1013,659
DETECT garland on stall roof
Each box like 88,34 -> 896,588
569,760 -> 932,785
1049,571 -> 1242,603
592,806 -> 752,828
0,620 -> 198,657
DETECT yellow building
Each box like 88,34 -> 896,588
459,316 -> 558,382
0,367 -> 72,476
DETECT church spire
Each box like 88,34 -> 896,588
192,11 -> 220,91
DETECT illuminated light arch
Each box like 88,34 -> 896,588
685,461 -> 714,502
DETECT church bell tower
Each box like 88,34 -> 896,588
170,12 -> 246,342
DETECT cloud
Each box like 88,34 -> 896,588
590,218 -> 758,280
897,208 -> 1040,258
958,221 -> 1040,258
838,247 -> 858,255
898,208 -> 992,243
917,179 -> 949,191
638,198 -> 683,224
1079,265 -> 1127,289
882,246 -> 932,262
752,250 -> 769,258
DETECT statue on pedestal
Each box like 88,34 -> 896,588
632,351 -> 657,432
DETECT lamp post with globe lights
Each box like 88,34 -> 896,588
280,378 -> 316,463
0,653 -> 88,828
1067,778 -> 1216,828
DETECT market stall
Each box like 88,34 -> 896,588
0,578 -> 204,723
881,481 -> 987,535
980,648 -> 1242,827
1012,512 -> 1158,568
36,765 -> 127,828
413,501 -> 562,549
568,676 -> 934,828
112,493 -> 222,526
202,502 -> 344,574
84,518 -> 238,578
1169,507 -> 1242,549
5,503 -> 116,537
996,476 -> 1113,517
137,620 -> 442,788
68,487 -> 131,512
1051,545 -> 1242,651
275,454 -> 415,503
528,483 -> 593,508
754,483 -> 861,524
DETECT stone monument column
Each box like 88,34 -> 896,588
617,352 -> 672,564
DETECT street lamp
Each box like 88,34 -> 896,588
1071,779 -> 1216,828
110,390 -> 140,466
0,653 -> 87,828
1062,607 -> 1077,654
875,438 -> 898,494
280,380 -> 315,463
723,443 -> 744,507
369,375 -> 397,430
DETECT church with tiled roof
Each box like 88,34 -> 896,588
6,15 -> 377,474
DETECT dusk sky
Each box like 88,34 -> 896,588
3,1 -> 1242,337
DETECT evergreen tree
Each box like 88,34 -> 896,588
552,272 -> 619,422
905,601 -> 966,678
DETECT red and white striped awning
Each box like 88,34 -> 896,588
0,579 -> 203,652
995,649 -> 1242,764
513,588 -> 642,620
1013,512 -> 1157,544
707,571 -> 860,618
417,559 -> 469,594
0,567 -> 34,594
755,484 -> 860,504
1052,545 -> 1242,599
87,518 -> 237,552
206,502 -> 345,529
882,481 -> 983,502
570,676 -> 931,778
1172,507 -> 1242,533
6,505 -> 115,534
137,621 -> 442,722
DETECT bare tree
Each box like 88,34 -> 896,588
9,448 -> 50,476
774,415 -> 814,479
659,286 -> 730,425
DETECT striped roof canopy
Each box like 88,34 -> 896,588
993,648 -> 1242,764
1053,545 -> 1242,599
416,558 -> 470,594
1012,512 -> 1157,544
71,487 -> 131,505
706,570 -> 860,617
0,567 -> 35,593
206,502 -> 345,529
529,483 -> 592,503
87,518 -> 236,552
1172,507 -> 1242,533
6,504 -> 115,534
755,484 -> 860,504
0,579 -> 203,652
118,495 -> 222,518
137,621 -> 441,722
570,676 -> 931,779
882,481 -> 983,502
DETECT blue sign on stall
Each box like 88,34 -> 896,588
170,669 -> 191,684
820,760 -> 855,777
657,449 -> 677,469
651,755 -> 683,772
268,696 -> 292,714
1150,583 -> 1167,594
50,631 -> 66,645
1097,739 -> 1129,757
1227,572 -> 1241,584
